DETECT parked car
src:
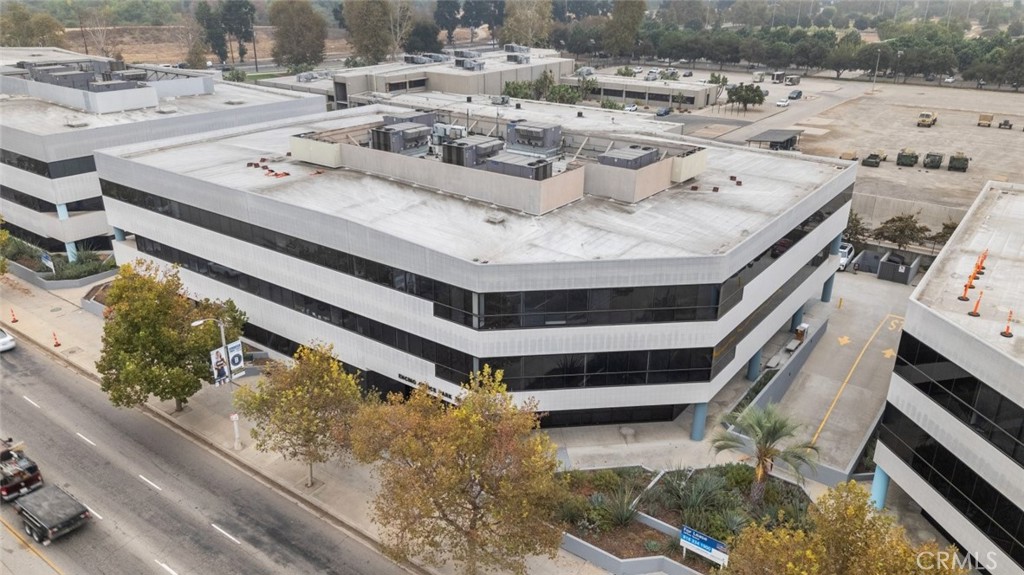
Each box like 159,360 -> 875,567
624,104 -> 638,112
682,70 -> 693,77
776,99 -> 791,107
632,66 -> 643,75
655,107 -> 672,116
0,328 -> 15,352
666,67 -> 677,74
788,89 -> 803,99
943,76 -> 956,83
838,242 -> 856,271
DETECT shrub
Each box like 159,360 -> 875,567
590,469 -> 622,494
596,483 -> 639,529
223,69 -> 247,82
600,98 -> 624,109
616,66 -> 634,76
556,492 -> 590,526
719,462 -> 756,492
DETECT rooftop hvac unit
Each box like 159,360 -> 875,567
453,49 -> 480,59
441,136 -> 503,167
598,146 -> 661,170
384,111 -> 436,126
504,44 -> 530,53
506,54 -> 531,64
371,122 -> 431,156
461,59 -> 485,71
485,152 -> 553,180
403,54 -> 431,64
422,53 -> 448,62
505,121 -> 562,158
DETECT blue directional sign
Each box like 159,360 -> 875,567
680,525 -> 729,566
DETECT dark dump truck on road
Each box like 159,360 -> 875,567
13,485 -> 90,545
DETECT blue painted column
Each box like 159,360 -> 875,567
56,203 -> 70,220
64,241 -> 78,263
871,466 -> 890,510
821,273 -> 835,303
690,403 -> 708,441
790,305 -> 805,331
113,227 -> 126,241
830,233 -> 843,255
746,349 -> 761,381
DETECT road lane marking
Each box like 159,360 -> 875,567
138,475 -> 163,491
85,505 -> 103,520
154,559 -> 179,575
812,313 -> 898,445
23,395 -> 40,408
0,515 -> 66,574
211,523 -> 242,544
76,432 -> 96,446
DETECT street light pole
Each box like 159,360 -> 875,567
872,49 -> 881,93
191,318 -> 230,386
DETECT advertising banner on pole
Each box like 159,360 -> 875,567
227,340 -> 244,378
210,348 -> 229,386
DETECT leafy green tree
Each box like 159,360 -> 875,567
234,342 -> 362,487
96,260 -> 245,412
350,366 -> 567,575
0,215 -> 9,275
843,211 -> 870,251
546,83 -> 580,103
501,0 -> 553,47
195,0 -> 228,63
384,0 -> 414,60
0,2 -> 68,48
873,213 -> 931,251
331,1 -> 345,29
565,15 -> 604,55
403,20 -> 443,53
726,83 -> 767,110
604,0 -> 645,56
223,69 -> 247,81
710,30 -> 742,69
220,0 -> 255,62
532,68 -> 555,99
711,404 -> 818,504
720,522 -> 822,575
1004,40 -> 1024,89
825,30 -> 862,78
502,79 -> 534,98
344,0 -> 392,64
462,0 -> 504,44
434,0 -> 461,45
270,0 -> 327,72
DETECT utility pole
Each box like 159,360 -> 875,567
251,14 -> 259,72
872,49 -> 881,93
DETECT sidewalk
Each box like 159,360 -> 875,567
1,273 -> 609,575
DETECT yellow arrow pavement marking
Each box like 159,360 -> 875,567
0,514 -> 65,575
882,348 -> 896,358
812,314 -> 899,445
837,335 -> 851,346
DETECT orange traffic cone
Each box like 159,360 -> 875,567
52,332 -> 61,347
9,308 -> 17,323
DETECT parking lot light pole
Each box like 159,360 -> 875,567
872,49 -> 881,93
191,318 -> 230,385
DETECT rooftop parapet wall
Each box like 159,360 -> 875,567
2,74 -> 157,113
289,136 -> 585,215
585,156 -> 673,203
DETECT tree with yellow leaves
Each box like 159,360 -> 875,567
350,366 -> 566,575
722,481 -> 970,575
234,342 -> 362,487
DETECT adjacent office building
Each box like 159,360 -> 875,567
873,181 -> 1024,574
0,48 -> 324,260
95,100 -> 853,433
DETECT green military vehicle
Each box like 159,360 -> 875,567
861,153 -> 883,167
923,152 -> 944,169
948,152 -> 969,172
896,148 -> 919,167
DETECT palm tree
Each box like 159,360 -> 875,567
711,404 -> 818,504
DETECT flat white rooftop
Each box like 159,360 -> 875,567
913,181 -> 1024,363
109,105 -> 850,265
0,47 -> 106,69
0,81 -> 320,136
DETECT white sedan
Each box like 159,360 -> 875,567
624,104 -> 638,112
0,328 -> 15,352
776,99 -> 791,107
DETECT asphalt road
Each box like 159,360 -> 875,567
0,343 -> 408,575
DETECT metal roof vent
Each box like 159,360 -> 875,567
64,116 -> 90,128
156,105 -> 178,114
485,212 -> 506,224
224,99 -> 245,105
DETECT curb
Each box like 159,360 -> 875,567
0,320 -> 433,575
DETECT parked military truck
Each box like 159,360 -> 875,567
896,148 -> 919,166
978,114 -> 993,127
923,152 -> 944,169
13,485 -> 90,545
948,152 -> 969,172
917,111 -> 938,127
861,153 -> 883,167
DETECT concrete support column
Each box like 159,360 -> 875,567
821,273 -> 835,303
790,305 -> 805,331
871,466 -> 890,510
64,241 -> 78,263
830,233 -> 843,255
113,227 -> 126,241
746,349 -> 761,381
56,203 -> 70,220
690,403 -> 708,441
